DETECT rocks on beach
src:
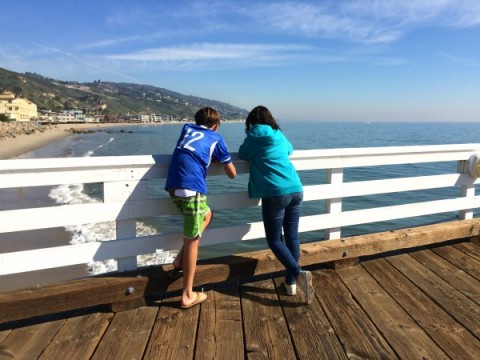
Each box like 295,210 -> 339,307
0,122 -> 96,141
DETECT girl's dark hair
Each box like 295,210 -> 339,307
245,106 -> 280,133
195,107 -> 220,128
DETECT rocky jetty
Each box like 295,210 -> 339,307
0,122 -> 101,141
0,121 -> 57,141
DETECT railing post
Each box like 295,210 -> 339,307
458,160 -> 475,220
103,180 -> 148,272
324,168 -> 344,240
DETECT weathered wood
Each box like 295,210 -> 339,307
110,295 -> 147,312
0,276 -> 146,323
312,269 -> 397,359
1,242 -> 479,359
2,221 -> 480,324
91,306 -> 158,360
409,249 -> 480,305
454,241 -> 480,262
143,295 -> 201,359
433,245 -> 480,281
273,277 -> 349,360
0,317 -> 65,359
195,282 -> 244,360
336,264 -> 449,359
387,253 -> 480,339
39,311 -> 113,360
364,257 -> 480,360
241,279 -> 296,359
329,257 -> 360,269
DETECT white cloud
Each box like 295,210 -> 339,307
105,43 -> 312,62
235,0 -> 480,43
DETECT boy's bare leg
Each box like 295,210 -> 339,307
180,210 -> 213,306
172,210 -> 213,269
172,247 -> 184,269
181,236 -> 200,306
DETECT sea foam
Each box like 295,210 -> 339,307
48,137 -> 176,275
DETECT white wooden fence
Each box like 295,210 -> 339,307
1,144 -> 480,279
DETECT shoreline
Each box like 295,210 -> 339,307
0,120 -> 242,160
0,122 -> 145,159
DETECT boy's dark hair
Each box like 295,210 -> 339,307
245,105 -> 280,133
195,107 -> 221,128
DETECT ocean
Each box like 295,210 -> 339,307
4,121 -> 480,280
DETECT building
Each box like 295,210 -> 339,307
0,91 -> 38,121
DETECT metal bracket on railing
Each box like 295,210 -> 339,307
466,153 -> 480,178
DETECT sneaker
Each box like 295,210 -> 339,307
297,270 -> 314,304
285,283 -> 297,296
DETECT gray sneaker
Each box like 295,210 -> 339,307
285,283 -> 297,296
297,270 -> 314,304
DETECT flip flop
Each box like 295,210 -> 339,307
167,267 -> 183,279
180,291 -> 207,309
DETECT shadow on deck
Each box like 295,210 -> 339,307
0,239 -> 479,359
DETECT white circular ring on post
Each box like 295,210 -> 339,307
467,153 -> 480,178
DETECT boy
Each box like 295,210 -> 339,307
165,107 -> 236,309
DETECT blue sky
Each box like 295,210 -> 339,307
1,0 -> 479,122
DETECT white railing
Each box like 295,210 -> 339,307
1,144 -> 480,278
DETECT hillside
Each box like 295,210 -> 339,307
0,67 -> 248,120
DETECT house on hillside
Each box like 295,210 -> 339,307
0,91 -> 38,121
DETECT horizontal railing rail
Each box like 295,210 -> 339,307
1,144 -> 480,279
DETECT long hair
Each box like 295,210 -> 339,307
195,107 -> 220,128
245,106 -> 280,133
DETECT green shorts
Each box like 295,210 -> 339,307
171,192 -> 210,239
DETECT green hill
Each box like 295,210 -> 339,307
0,67 -> 248,120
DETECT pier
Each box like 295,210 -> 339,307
1,144 -> 480,359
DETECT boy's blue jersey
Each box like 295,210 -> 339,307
165,123 -> 232,194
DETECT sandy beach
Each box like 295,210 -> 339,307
0,122 -> 139,159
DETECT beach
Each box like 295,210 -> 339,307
0,122 -> 138,159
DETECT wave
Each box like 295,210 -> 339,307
48,136 -> 176,275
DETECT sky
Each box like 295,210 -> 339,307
0,0 -> 479,122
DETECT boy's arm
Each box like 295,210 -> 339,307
223,162 -> 236,178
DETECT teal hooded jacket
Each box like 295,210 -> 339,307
239,124 -> 303,199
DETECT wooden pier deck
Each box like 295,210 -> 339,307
0,240 -> 479,360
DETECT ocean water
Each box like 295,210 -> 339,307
10,121 -> 480,275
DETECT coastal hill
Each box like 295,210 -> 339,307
0,67 -> 248,120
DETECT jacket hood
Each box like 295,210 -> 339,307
247,124 -> 278,145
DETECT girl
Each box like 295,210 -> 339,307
239,106 -> 313,304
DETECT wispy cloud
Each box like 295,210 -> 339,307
234,0 -> 480,43
105,43 -> 313,65
438,51 -> 480,67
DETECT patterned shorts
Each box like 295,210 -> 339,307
171,192 -> 210,239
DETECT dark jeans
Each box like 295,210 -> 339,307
262,192 -> 303,285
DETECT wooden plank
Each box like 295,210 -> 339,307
143,295 -> 201,359
91,306 -> 158,360
273,277 -> 349,360
0,276 -> 146,323
0,317 -> 65,359
433,245 -> 480,281
39,310 -> 113,360
241,279 -> 296,359
409,249 -> 480,305
363,256 -> 480,360
336,264 -> 449,359
3,221 -> 480,324
310,269 -> 397,359
195,282 -> 244,360
299,220 -> 480,269
454,241 -> 480,262
387,253 -> 480,339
